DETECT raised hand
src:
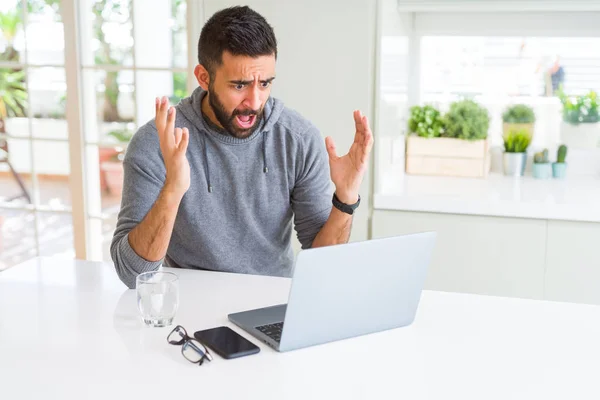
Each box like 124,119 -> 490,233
325,110 -> 374,204
155,96 -> 190,197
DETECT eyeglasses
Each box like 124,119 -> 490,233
167,325 -> 213,365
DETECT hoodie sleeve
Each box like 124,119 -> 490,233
291,125 -> 333,249
110,123 -> 166,289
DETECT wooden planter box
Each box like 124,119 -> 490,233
405,136 -> 491,178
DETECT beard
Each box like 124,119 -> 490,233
208,85 -> 265,139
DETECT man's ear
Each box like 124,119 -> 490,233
195,64 -> 210,91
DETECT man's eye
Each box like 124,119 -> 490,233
235,84 -> 245,90
261,81 -> 271,88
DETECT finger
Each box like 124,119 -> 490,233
325,136 -> 338,161
156,96 -> 169,132
165,106 -> 176,145
360,115 -> 374,163
362,115 -> 373,144
174,127 -> 182,146
353,110 -> 364,143
353,110 -> 361,130
178,127 -> 189,154
155,97 -> 159,115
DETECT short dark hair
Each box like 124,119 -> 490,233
198,6 -> 278,78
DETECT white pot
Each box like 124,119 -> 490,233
503,152 -> 527,177
560,121 -> 600,149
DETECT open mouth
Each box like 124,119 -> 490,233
235,114 -> 257,129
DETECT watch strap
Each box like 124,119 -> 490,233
332,193 -> 360,215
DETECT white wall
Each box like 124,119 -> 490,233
202,0 -> 378,242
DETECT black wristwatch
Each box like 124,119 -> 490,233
332,192 -> 361,215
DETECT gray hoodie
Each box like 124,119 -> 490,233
110,87 -> 333,288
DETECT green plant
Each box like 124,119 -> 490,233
556,144 -> 568,163
0,10 -> 26,134
502,104 -> 535,124
92,0 -> 133,123
443,99 -> 490,140
407,105 -> 445,138
169,72 -> 187,104
533,148 -> 549,164
503,128 -> 532,153
0,68 -> 28,124
0,9 -> 22,62
107,128 -> 134,144
558,89 -> 599,124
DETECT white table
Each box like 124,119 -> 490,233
1,257 -> 600,399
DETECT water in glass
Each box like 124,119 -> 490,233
136,271 -> 179,327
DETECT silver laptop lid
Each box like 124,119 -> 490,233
279,232 -> 436,352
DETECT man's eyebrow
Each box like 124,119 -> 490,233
229,77 -> 276,85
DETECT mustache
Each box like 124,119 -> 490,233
232,109 -> 260,116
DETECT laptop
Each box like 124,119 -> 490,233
228,232 -> 436,352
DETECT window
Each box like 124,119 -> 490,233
0,0 -> 194,269
80,0 -> 190,262
420,36 -> 600,147
0,0 -> 72,269
374,10 -> 600,195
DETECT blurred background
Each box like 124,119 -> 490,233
1,0 -> 599,305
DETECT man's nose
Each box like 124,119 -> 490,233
243,85 -> 261,111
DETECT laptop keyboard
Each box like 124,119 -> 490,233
255,322 -> 284,343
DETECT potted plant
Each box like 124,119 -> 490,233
532,148 -> 551,179
100,128 -> 133,196
0,68 -> 27,136
405,100 -> 491,178
443,99 -> 490,141
552,144 -> 568,179
502,104 -> 535,139
1,8 -> 26,132
503,127 -> 532,177
407,104 -> 445,138
558,89 -> 599,149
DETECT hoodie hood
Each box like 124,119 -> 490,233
177,86 -> 285,192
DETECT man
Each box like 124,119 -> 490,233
549,55 -> 565,96
111,6 -> 373,289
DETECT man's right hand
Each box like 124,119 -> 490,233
155,96 -> 190,198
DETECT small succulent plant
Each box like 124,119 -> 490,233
533,148 -> 549,164
556,144 -> 568,164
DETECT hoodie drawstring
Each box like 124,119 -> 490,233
201,131 -> 268,193
201,132 -> 212,193
262,131 -> 268,173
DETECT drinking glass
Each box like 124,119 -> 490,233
136,271 -> 179,327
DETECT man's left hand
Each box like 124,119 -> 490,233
325,110 -> 374,204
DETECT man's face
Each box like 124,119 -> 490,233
203,51 -> 276,139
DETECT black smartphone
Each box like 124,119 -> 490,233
194,326 -> 260,359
